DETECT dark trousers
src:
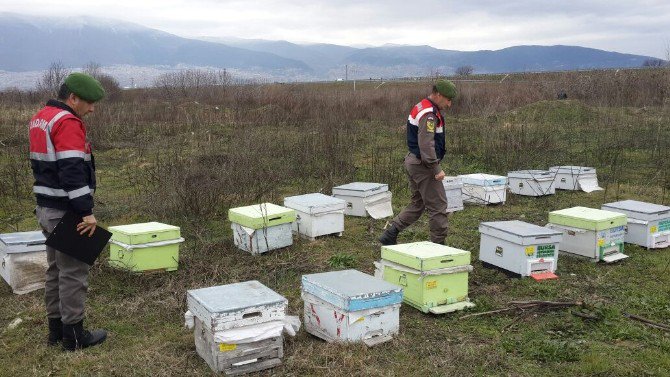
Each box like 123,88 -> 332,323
391,155 -> 449,243
36,206 -> 90,325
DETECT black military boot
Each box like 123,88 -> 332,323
62,320 -> 107,351
47,317 -> 63,346
379,223 -> 400,245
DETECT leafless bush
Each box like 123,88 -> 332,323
455,65 -> 474,76
153,69 -> 231,101
36,61 -> 70,98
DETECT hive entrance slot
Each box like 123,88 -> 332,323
243,311 -> 262,319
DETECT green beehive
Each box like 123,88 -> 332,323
378,241 -> 475,314
228,203 -> 296,229
108,222 -> 183,273
548,207 -> 626,231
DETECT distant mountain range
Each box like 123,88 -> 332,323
0,12 -> 659,88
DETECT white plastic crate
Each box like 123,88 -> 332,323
0,231 -> 47,294
443,176 -> 464,213
458,173 -> 507,205
601,200 -> 670,249
283,193 -> 346,240
301,269 -> 403,346
507,170 -> 556,197
549,166 -> 602,192
478,221 -> 562,280
332,182 -> 393,219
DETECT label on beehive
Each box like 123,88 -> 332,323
659,220 -> 670,232
597,239 -> 605,247
651,226 -> 658,234
537,245 -> 555,258
219,343 -> 237,352
426,280 -> 438,289
524,246 -> 535,256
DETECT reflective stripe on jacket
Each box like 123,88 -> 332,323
406,98 -> 446,164
29,100 -> 96,216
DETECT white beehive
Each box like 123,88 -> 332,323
302,269 -> 403,346
443,176 -> 464,213
228,203 -> 296,255
283,193 -> 347,240
549,166 -> 603,192
547,207 -> 628,263
187,281 -> 288,375
458,173 -> 508,205
601,200 -> 670,249
332,182 -> 393,219
507,170 -> 556,197
479,221 -> 563,280
0,231 -> 47,294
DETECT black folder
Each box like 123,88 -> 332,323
45,211 -> 112,266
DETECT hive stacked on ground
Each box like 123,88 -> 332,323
507,170 -> 556,196
108,222 -> 184,272
283,193 -> 346,240
550,166 -> 602,192
187,281 -> 288,375
547,206 -> 628,263
458,173 -> 508,205
376,241 -> 475,314
478,221 -> 562,280
302,269 -> 403,346
332,182 -> 393,219
228,203 -> 296,255
443,176 -> 464,212
601,200 -> 670,249
0,231 -> 47,294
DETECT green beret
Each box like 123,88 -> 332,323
64,73 -> 105,102
435,79 -> 457,100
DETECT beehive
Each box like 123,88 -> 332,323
108,222 -> 183,272
332,182 -> 393,219
228,203 -> 296,255
479,221 -> 562,280
547,207 -> 628,262
377,242 -> 475,314
302,269 -> 402,346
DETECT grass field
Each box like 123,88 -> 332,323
0,71 -> 669,376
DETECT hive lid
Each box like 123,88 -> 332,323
458,173 -> 508,186
381,241 -> 471,271
187,281 -> 287,314
507,170 -> 555,180
480,220 -> 562,238
548,206 -> 627,231
0,231 -> 45,246
0,231 -> 46,253
228,203 -> 296,229
301,269 -> 403,311
332,182 -> 388,198
549,166 -> 596,174
108,222 -> 181,245
283,193 -> 347,215
602,200 -> 670,217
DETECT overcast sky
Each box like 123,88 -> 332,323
2,0 -> 669,58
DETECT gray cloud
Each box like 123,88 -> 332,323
1,0 -> 668,58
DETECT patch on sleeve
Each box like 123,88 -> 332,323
426,117 -> 435,133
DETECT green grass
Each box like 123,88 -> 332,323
0,86 -> 669,376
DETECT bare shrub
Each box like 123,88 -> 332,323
36,61 -> 69,98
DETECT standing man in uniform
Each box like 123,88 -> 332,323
29,73 -> 108,351
379,79 -> 457,245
